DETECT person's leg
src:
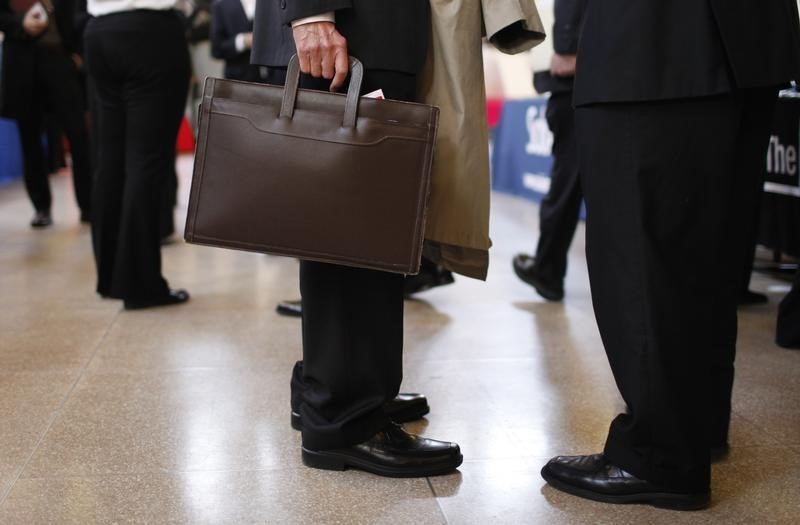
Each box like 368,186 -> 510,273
734,90 -> 774,304
108,13 -> 190,301
298,256 -> 460,477
279,67 -> 432,424
38,48 -> 94,220
570,95 -> 742,495
296,70 -> 413,449
298,261 -> 404,449
15,49 -> 50,221
84,21 -> 127,297
290,360 -> 429,431
85,12 -> 189,302
776,267 -> 800,349
734,202 -> 767,305
43,115 -> 66,174
291,70 -> 460,478
264,66 -> 440,439
16,111 -> 51,217
513,92 -> 582,300
533,92 -> 583,284
86,76 -> 101,186
248,64 -> 460,474
159,166 -> 178,241
709,88 -> 778,444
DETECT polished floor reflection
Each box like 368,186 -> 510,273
1,157 -> 799,523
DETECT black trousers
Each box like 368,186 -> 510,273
777,268 -> 800,348
737,203 -> 763,296
534,92 -> 582,286
576,88 -> 778,492
736,143 -> 770,296
44,115 -> 66,174
84,10 -> 190,301
15,46 -> 92,215
265,67 -> 414,450
159,165 -> 178,240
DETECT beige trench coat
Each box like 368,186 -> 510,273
418,0 -> 545,279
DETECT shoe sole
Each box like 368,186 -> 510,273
540,466 -> 709,511
275,305 -> 302,317
124,298 -> 189,310
512,265 -> 564,302
302,447 -> 463,478
291,403 -> 430,432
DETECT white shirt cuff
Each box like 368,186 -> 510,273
291,12 -> 335,28
235,33 -> 249,53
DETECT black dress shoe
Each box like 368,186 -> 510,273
291,393 -> 430,431
30,210 -> 53,228
512,254 -> 564,301
385,393 -> 430,422
276,299 -> 302,317
738,289 -> 768,305
776,335 -> 800,350
301,422 -> 462,477
541,454 -> 709,510
404,265 -> 455,297
124,289 -> 190,310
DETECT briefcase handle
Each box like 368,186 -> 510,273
280,54 -> 365,128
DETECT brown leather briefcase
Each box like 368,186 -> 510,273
184,56 -> 439,275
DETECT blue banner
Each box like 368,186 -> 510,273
491,98 -> 553,203
0,118 -> 23,186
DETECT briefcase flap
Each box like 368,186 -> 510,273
185,56 -> 439,275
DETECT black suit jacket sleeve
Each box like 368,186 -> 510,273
281,0 -> 351,25
553,0 -> 585,55
211,0 -> 241,60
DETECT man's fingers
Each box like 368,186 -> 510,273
330,50 -> 349,92
309,43 -> 323,77
297,50 -> 311,75
321,51 -> 335,80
